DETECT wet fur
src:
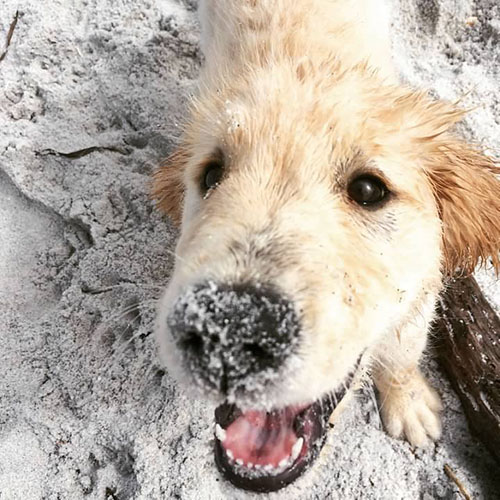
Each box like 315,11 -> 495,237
153,0 -> 500,447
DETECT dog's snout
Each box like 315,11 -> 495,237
167,281 -> 300,393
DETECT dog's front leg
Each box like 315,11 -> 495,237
372,298 -> 443,447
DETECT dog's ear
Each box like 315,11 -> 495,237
425,138 -> 500,275
152,145 -> 189,226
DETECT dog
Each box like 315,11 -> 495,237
153,0 -> 500,492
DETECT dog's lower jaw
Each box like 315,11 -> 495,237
212,355 -> 364,493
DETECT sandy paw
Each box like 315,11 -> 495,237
377,370 -> 443,447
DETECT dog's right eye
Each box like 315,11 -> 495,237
202,162 -> 224,192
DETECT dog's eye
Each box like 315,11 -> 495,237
347,175 -> 388,207
202,162 -> 224,191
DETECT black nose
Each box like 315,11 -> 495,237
167,281 -> 300,394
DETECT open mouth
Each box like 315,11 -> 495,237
213,359 -> 361,492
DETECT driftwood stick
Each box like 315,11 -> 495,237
434,276 -> 500,463
444,464 -> 472,500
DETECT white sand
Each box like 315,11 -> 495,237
0,1 -> 498,499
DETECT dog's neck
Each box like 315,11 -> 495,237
198,0 -> 397,83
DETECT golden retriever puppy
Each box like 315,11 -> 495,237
153,0 -> 500,492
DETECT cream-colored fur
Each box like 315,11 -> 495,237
154,0 -> 500,448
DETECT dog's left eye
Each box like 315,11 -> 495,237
347,175 -> 389,207
202,162 -> 224,192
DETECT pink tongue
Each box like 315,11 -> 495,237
222,408 -> 302,467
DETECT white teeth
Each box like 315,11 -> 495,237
215,424 -> 226,442
291,437 -> 304,461
217,435 -> 303,474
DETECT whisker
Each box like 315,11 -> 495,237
96,300 -> 158,329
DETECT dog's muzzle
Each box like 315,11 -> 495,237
166,280 -> 363,492
167,280 -> 301,395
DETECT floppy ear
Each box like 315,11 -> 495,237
425,138 -> 500,275
152,146 -> 189,226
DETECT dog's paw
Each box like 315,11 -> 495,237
377,369 -> 442,447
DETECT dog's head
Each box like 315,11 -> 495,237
153,64 -> 500,491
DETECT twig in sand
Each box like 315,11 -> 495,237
0,11 -> 19,63
444,464 -> 472,500
35,145 -> 131,159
